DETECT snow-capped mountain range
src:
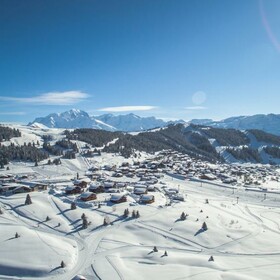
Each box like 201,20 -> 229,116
29,109 -> 280,135
29,109 -> 169,132
192,114 -> 280,136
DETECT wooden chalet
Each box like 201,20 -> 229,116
110,194 -> 127,204
12,185 -> 32,194
73,178 -> 91,188
147,185 -> 156,192
89,184 -> 104,193
79,192 -> 97,202
116,182 -> 126,188
139,194 -> 155,204
65,186 -> 83,195
0,183 -> 30,194
20,182 -> 48,191
134,187 -> 147,195
104,181 -> 116,189
112,172 -> 123,178
200,174 -> 217,181
0,174 -> 15,184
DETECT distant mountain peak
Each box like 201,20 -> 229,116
28,109 -> 183,132
29,110 -> 280,135
189,114 -> 280,135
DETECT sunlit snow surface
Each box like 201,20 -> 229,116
0,125 -> 280,280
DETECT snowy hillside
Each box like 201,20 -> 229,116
5,122 -> 280,164
190,114 -> 280,136
1,130 -> 280,279
183,124 -> 280,164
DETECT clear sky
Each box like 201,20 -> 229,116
0,0 -> 280,123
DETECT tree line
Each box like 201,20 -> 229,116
0,126 -> 21,142
249,129 -> 280,145
226,147 -> 261,163
0,143 -> 49,168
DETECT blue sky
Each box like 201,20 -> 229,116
0,0 -> 280,123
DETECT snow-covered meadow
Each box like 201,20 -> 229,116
0,125 -> 280,280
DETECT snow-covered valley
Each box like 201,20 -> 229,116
1,125 -> 280,280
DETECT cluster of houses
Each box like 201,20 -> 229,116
85,161 -> 164,184
1,149 -> 279,201
155,150 -> 280,188
64,176 -> 156,204
61,149 -> 280,205
59,157 -> 171,205
0,174 -> 48,195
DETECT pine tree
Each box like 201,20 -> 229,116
164,250 -> 168,256
208,256 -> 214,262
180,212 -> 186,220
82,217 -> 88,229
132,210 -> 136,218
61,261 -> 66,268
103,217 -> 109,226
0,208 -> 3,214
46,216 -> 50,221
25,194 -> 32,205
53,158 -> 61,165
153,246 -> 158,252
136,210 -> 140,218
124,208 -> 129,217
15,232 -> 19,238
202,221 -> 208,231
35,160 -> 38,167
71,202 -> 76,210
81,213 -> 86,220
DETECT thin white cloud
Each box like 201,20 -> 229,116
98,106 -> 158,112
185,106 -> 207,110
0,91 -> 89,105
0,112 -> 26,115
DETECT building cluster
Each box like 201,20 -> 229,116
0,174 -> 48,195
1,150 -> 279,202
